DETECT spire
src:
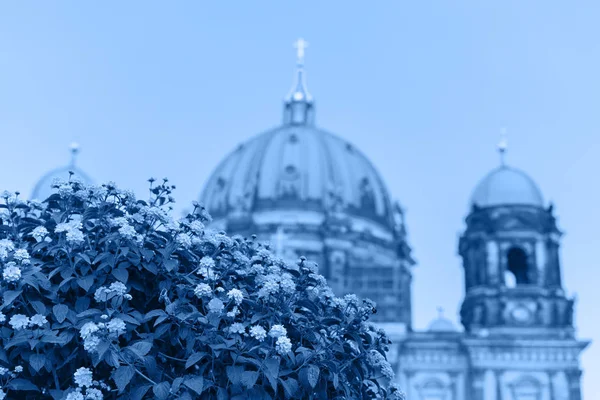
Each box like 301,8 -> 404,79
497,128 -> 508,166
69,142 -> 80,168
283,38 -> 315,126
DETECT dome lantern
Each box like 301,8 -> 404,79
282,38 -> 315,126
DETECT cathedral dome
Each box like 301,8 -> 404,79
471,166 -> 544,208
31,143 -> 93,201
200,41 -> 394,229
200,124 -> 394,227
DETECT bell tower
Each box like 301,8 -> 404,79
457,136 -> 588,400
458,136 -> 573,336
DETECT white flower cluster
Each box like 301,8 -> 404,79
193,283 -> 212,298
366,349 -> 395,380
74,367 -> 93,388
13,249 -> 29,262
268,325 -> 292,355
2,263 -> 21,283
0,239 -> 15,260
109,216 -> 139,241
229,322 -> 245,335
175,233 -> 192,248
79,318 -> 127,353
8,313 -> 47,330
55,219 -> 85,245
31,226 -> 49,241
256,272 -> 295,299
249,325 -> 267,341
196,257 -> 218,280
66,367 -> 107,400
226,288 -> 243,305
94,282 -> 131,302
188,220 -> 205,235
207,298 -> 224,314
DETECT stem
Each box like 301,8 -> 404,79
112,345 -> 158,386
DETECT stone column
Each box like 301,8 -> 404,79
487,241 -> 499,285
536,239 -> 546,286
495,370 -> 504,400
472,369 -> 485,400
449,372 -> 459,400
566,369 -> 582,400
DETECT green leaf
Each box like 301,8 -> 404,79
143,262 -> 158,274
280,377 -> 299,399
6,379 -> 39,391
164,259 -> 177,272
130,384 -> 152,400
77,275 -> 95,292
185,352 -> 206,369
2,290 -> 22,309
113,365 -> 135,393
144,309 -> 166,321
299,365 -> 320,389
226,365 -> 244,385
29,354 -> 45,372
241,371 -> 259,389
112,267 -> 129,283
184,376 -> 204,395
53,304 -> 69,323
263,357 -> 280,393
153,382 -> 170,400
30,301 -> 46,315
127,341 -> 153,359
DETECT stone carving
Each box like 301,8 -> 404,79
359,177 -> 376,212
277,165 -> 301,199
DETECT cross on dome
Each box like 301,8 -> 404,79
498,128 -> 508,166
294,38 -> 308,66
69,142 -> 80,168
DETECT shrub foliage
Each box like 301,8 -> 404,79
0,178 -> 404,399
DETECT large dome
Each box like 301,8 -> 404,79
200,124 -> 394,227
200,45 -> 395,230
198,41 -> 414,325
471,166 -> 544,208
31,144 -> 93,201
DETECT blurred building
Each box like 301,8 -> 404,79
396,149 -> 589,399
199,39 -> 415,328
32,41 -> 588,400
198,42 -> 589,400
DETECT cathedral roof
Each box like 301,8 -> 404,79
471,166 -> 544,208
427,309 -> 458,332
470,133 -> 544,208
200,123 -> 394,226
200,40 -> 395,228
31,143 -> 93,201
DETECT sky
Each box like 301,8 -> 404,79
1,1 -> 599,397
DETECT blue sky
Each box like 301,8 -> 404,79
1,2 -> 598,397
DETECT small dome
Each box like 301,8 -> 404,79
427,316 -> 457,333
471,166 -> 544,208
31,144 -> 93,201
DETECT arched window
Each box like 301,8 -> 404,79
506,247 -> 530,285
510,376 -> 542,400
417,378 -> 448,400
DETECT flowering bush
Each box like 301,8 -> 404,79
0,178 -> 404,399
